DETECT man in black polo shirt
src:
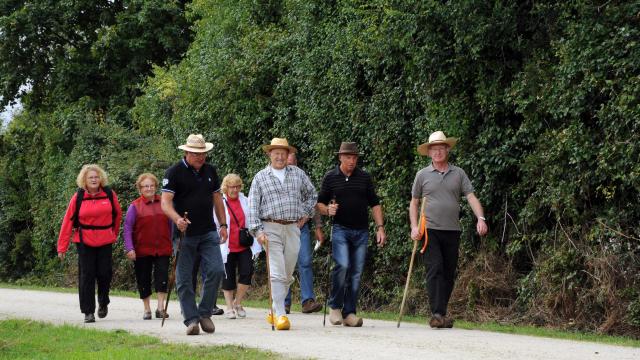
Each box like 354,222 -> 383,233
317,142 -> 387,327
161,134 -> 228,335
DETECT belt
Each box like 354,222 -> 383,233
262,219 -> 297,225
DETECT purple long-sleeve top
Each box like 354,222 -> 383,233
123,203 -> 172,253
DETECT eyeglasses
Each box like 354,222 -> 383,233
228,185 -> 242,189
187,152 -> 207,157
429,147 -> 448,153
140,184 -> 156,189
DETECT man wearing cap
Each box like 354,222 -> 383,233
247,138 -> 317,330
161,134 -> 228,335
317,142 -> 386,327
409,131 -> 488,329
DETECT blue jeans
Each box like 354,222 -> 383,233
285,223 -> 316,306
328,224 -> 368,317
175,231 -> 225,326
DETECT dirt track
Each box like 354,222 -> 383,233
1,288 -> 638,359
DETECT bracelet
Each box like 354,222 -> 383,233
478,216 -> 486,221
376,224 -> 384,230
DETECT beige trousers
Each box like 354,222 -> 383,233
263,222 -> 300,317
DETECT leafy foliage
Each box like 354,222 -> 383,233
1,0 -> 639,336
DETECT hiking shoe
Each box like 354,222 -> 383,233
199,317 -> 215,333
329,308 -> 343,325
143,311 -> 152,320
97,304 -> 108,318
186,321 -> 200,335
212,306 -> 224,316
276,315 -> 291,330
225,309 -> 236,319
443,316 -> 454,328
285,304 -> 291,314
343,313 -> 363,327
235,305 -> 246,318
155,309 -> 168,319
429,313 -> 445,328
301,299 -> 323,313
84,313 -> 95,323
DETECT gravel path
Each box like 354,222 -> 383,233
1,288 -> 638,359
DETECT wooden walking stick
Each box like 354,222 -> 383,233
323,198 -> 337,327
264,237 -> 275,331
162,212 -> 188,327
397,198 -> 427,328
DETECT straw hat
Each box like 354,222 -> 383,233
261,138 -> 297,154
178,134 -> 213,153
417,131 -> 457,156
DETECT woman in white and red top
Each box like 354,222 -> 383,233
57,164 -> 122,323
214,174 -> 262,319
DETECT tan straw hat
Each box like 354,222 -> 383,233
417,131 -> 457,156
178,134 -> 214,153
261,138 -> 297,154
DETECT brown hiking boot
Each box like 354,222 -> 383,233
186,321 -> 200,335
429,313 -> 445,328
199,317 -> 215,333
342,313 -> 363,327
301,299 -> 322,313
443,316 -> 454,328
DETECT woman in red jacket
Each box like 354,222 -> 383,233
57,164 -> 122,323
123,173 -> 173,320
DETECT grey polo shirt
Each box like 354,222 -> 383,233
411,164 -> 474,231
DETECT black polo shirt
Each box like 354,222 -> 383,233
317,166 -> 380,230
162,158 -> 221,236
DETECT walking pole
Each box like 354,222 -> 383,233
397,197 -> 426,328
162,212 -> 188,327
323,198 -> 337,327
264,237 -> 275,331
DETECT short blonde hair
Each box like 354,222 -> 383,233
221,173 -> 243,195
135,173 -> 159,191
76,164 -> 108,190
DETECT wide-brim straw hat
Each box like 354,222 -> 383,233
178,134 -> 214,153
335,142 -> 362,155
262,137 -> 297,154
417,131 -> 457,156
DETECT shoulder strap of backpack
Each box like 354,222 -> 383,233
72,188 -> 85,229
103,186 -> 116,228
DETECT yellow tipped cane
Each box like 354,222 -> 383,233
397,198 -> 427,328
264,237 -> 275,331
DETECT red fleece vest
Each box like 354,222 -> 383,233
133,195 -> 172,257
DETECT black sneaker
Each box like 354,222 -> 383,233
84,313 -> 95,323
211,306 -> 224,316
98,304 -> 108,318
285,304 -> 291,314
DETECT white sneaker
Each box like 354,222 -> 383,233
225,309 -> 236,319
235,305 -> 246,318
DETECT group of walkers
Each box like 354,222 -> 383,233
56,131 -> 487,335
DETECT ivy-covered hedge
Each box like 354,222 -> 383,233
1,0 -> 639,336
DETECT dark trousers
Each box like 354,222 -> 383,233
422,229 -> 461,316
192,254 -> 220,307
222,248 -> 254,290
76,242 -> 113,315
134,255 -> 170,299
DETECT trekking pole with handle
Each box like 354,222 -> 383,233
264,236 -> 275,331
162,211 -> 188,327
397,197 -> 427,328
323,197 -> 337,327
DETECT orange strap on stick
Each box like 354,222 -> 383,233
418,199 -> 429,254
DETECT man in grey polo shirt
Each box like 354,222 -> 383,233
409,131 -> 488,329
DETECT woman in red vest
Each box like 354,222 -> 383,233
123,173 -> 173,320
57,164 -> 122,323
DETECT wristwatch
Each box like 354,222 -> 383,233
219,224 -> 228,228
478,216 -> 486,221
376,224 -> 384,230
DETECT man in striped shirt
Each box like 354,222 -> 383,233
247,138 -> 317,330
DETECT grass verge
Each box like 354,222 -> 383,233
0,319 -> 279,360
2,283 -> 639,348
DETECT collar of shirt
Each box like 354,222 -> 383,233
427,163 -> 450,175
330,165 -> 362,178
